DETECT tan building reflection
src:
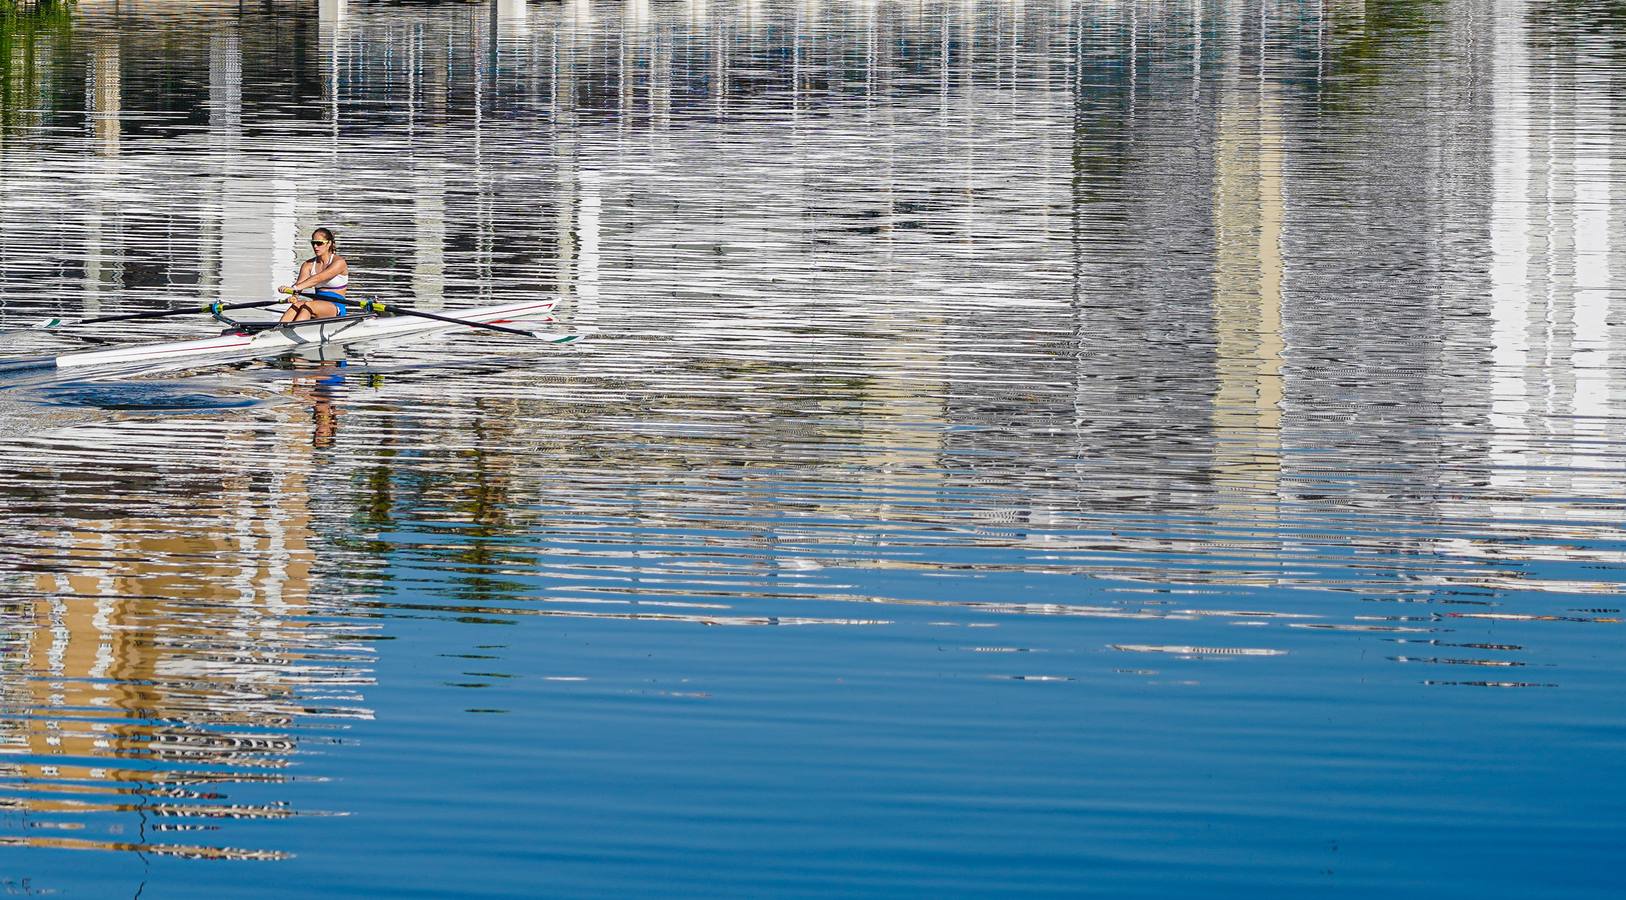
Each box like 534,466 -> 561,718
1209,19 -> 1285,582
1,410 -> 375,858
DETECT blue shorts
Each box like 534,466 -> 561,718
313,290 -> 347,317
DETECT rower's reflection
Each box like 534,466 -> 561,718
283,357 -> 363,447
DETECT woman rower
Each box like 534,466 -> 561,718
278,227 -> 350,322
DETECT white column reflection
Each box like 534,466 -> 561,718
414,173 -> 448,309
221,177 -> 296,307
206,16 -> 296,311
322,0 -> 346,151
209,31 -> 242,148
88,42 -> 120,157
498,0 -> 529,36
1571,61 -> 1613,474
1477,5 -> 1626,583
1489,8 -> 1531,474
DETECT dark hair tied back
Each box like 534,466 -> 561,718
313,227 -> 337,250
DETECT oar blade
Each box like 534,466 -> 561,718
491,316 -> 582,345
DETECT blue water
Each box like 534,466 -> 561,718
1,0 -> 1624,896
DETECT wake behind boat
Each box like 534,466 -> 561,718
39,296 -> 580,371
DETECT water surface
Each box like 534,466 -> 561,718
0,0 -> 1624,896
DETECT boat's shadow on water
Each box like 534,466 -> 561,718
0,355 -> 274,434
0,354 -> 268,414
32,381 -> 265,412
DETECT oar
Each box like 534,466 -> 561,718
34,299 -> 286,330
370,301 -> 564,339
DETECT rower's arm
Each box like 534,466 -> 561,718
283,260 -> 312,293
292,257 -> 348,291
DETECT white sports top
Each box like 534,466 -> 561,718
306,256 -> 349,290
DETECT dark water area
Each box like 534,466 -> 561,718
1,0 -> 1624,896
32,380 -> 263,410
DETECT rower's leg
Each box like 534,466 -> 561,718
278,298 -> 342,323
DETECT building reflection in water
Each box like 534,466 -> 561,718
1209,7 -> 1284,585
3,4 -> 1610,583
1458,0 -> 1626,594
0,0 -> 1623,861
0,407 -> 376,860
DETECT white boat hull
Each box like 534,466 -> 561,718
54,299 -> 559,369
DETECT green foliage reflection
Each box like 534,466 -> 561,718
0,0 -> 75,131
1320,0 -> 1444,111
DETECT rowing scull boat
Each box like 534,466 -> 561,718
52,299 -> 570,369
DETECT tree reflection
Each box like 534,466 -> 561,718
0,0 -> 74,132
1317,0 -> 1446,113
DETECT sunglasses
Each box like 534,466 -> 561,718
311,240 -> 329,246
